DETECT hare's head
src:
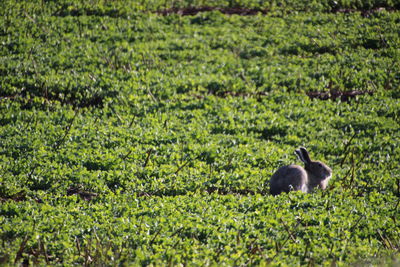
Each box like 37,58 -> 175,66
295,147 -> 332,187
305,160 -> 332,180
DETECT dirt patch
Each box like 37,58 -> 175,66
135,187 -> 259,197
0,191 -> 26,202
0,191 -> 43,203
67,185 -> 98,201
307,90 -> 374,102
156,6 -> 396,16
205,186 -> 257,195
156,6 -> 268,16
334,7 -> 396,17
213,91 -> 268,98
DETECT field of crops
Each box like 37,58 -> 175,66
1,0 -> 400,265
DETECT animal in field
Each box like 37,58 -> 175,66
269,147 -> 332,196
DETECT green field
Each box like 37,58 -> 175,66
1,0 -> 400,265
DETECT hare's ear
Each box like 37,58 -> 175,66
295,148 -> 307,163
299,147 -> 312,163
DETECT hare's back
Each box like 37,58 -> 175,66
270,165 -> 308,195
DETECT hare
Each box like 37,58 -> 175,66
269,147 -> 332,196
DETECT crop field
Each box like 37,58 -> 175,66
1,0 -> 400,266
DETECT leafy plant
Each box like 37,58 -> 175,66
1,0 -> 399,265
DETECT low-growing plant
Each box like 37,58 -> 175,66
1,0 -> 399,265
